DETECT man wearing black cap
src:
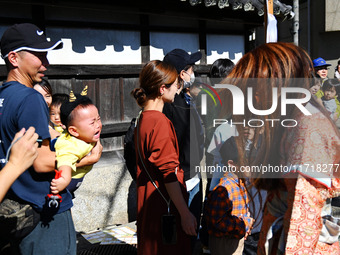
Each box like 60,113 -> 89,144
163,48 -> 204,252
0,23 -> 76,254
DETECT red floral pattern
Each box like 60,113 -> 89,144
258,107 -> 340,254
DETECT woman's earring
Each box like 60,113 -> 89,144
160,92 -> 164,96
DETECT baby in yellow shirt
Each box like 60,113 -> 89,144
50,86 -> 102,195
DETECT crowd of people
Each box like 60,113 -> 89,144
0,22 -> 339,255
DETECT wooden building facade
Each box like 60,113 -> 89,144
0,0 -> 269,155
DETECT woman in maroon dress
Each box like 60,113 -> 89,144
131,60 -> 197,255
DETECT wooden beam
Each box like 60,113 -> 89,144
44,65 -> 144,76
100,121 -> 131,137
0,64 -> 212,79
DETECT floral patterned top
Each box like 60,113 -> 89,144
258,103 -> 340,255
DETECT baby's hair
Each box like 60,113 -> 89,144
51,93 -> 69,108
322,78 -> 340,94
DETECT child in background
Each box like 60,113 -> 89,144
309,73 -> 322,96
50,86 -> 102,195
50,93 -> 69,134
334,59 -> 340,79
204,137 -> 254,255
34,79 -> 61,140
316,78 -> 340,121
33,78 -> 52,107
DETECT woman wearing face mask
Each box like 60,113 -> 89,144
163,48 -> 205,253
132,60 -> 196,255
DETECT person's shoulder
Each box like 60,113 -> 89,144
297,103 -> 323,122
153,111 -> 172,124
297,103 -> 335,132
163,93 -> 184,109
56,132 -> 91,149
173,91 -> 187,106
3,81 -> 25,89
1,81 -> 25,92
141,111 -> 175,139
142,110 -> 169,124
57,132 -> 83,143
218,173 -> 238,187
3,81 -> 39,95
163,101 -> 173,112
215,122 -> 236,133
1,81 -> 41,102
315,89 -> 324,98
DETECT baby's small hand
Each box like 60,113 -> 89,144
50,177 -> 67,194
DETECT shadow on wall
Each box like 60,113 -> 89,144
205,34 -> 244,61
150,32 -> 200,57
46,28 -> 244,62
149,32 -> 244,61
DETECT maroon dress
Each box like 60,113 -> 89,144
135,110 -> 191,255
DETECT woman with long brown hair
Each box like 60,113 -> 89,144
131,60 -> 196,255
220,42 -> 340,254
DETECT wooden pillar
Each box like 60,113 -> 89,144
119,77 -> 125,121
264,0 -> 274,42
198,20 -> 207,65
140,14 -> 150,64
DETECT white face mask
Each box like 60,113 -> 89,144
183,71 -> 195,89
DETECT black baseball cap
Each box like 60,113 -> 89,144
60,94 -> 93,127
163,49 -> 202,74
0,23 -> 63,59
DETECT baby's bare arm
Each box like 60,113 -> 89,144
50,166 -> 72,194
77,140 -> 103,167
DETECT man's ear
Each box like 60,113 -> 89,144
68,125 -> 79,137
7,52 -> 19,67
179,70 -> 186,80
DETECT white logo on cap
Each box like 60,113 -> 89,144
37,30 -> 44,36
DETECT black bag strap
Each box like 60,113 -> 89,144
136,112 -> 171,213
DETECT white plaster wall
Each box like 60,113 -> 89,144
326,0 -> 340,32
